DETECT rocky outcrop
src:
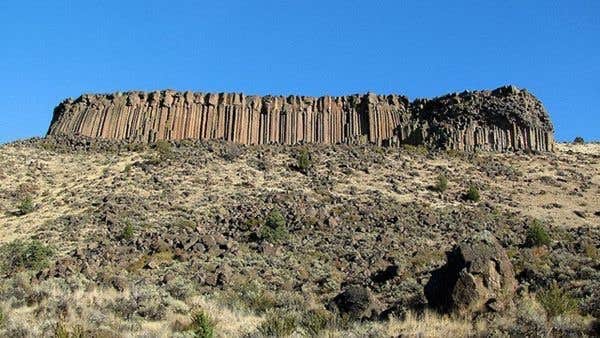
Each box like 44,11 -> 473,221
47,86 -> 554,151
425,231 -> 518,316
414,86 -> 554,151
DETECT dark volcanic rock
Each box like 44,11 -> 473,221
414,86 -> 554,151
330,285 -> 378,319
425,231 -> 517,316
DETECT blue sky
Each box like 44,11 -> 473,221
0,1 -> 598,143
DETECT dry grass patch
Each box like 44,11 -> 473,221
384,311 -> 483,337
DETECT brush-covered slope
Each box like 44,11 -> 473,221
0,138 -> 597,336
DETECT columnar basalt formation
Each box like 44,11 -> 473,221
47,85 -> 554,151
414,86 -> 554,151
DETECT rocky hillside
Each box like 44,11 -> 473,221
0,137 -> 597,336
47,86 -> 554,151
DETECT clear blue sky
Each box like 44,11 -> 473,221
1,1 -> 598,143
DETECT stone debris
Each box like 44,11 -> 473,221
47,85 -> 554,151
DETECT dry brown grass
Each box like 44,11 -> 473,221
384,311 -> 485,337
0,275 -> 595,337
0,279 -> 263,337
315,310 -> 485,338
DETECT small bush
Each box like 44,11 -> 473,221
526,221 -> 551,247
55,322 -> 85,338
402,144 -> 429,156
17,197 -> 35,216
266,209 -> 286,229
260,209 -> 288,243
258,311 -> 297,337
54,322 -> 69,338
295,149 -> 312,174
260,226 -> 288,243
573,136 -> 584,144
155,140 -> 173,160
174,218 -> 196,230
433,174 -> 448,193
582,242 -> 598,260
127,254 -> 149,273
464,186 -> 480,202
250,157 -> 271,172
221,144 -> 243,161
0,239 -> 54,273
300,309 -> 332,336
537,283 -> 579,317
120,222 -> 134,241
127,142 -> 147,152
166,277 -> 195,300
15,183 -> 38,199
133,285 -> 168,320
187,310 -> 215,338
220,281 -> 277,313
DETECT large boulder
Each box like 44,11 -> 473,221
329,285 -> 380,319
425,231 -> 517,316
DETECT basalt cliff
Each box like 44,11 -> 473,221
47,85 -> 554,151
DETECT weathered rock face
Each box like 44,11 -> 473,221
425,231 -> 518,316
47,85 -> 554,151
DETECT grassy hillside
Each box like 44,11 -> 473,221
0,138 -> 598,336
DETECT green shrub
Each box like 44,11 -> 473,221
433,174 -> 448,193
526,221 -> 551,247
54,322 -> 69,338
260,209 -> 288,243
0,239 -> 54,273
266,209 -> 286,229
295,149 -> 311,174
573,136 -> 584,144
155,140 -> 173,160
187,310 -> 215,338
17,196 -> 35,216
537,283 -> 579,317
55,322 -> 85,338
465,186 -> 480,202
300,309 -> 332,336
220,281 -> 277,314
121,222 -> 134,241
260,226 -> 288,243
258,311 -> 297,337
